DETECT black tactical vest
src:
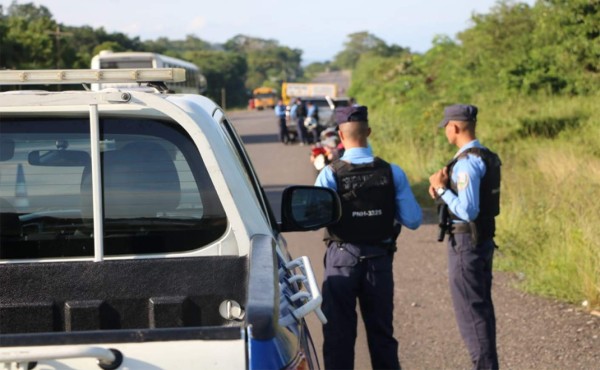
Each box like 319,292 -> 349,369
447,147 -> 501,240
325,158 -> 396,243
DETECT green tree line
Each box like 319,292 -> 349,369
342,0 -> 599,309
0,1 -> 304,107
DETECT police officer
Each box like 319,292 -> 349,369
274,99 -> 289,144
295,98 -> 309,145
428,104 -> 501,370
315,105 -> 422,370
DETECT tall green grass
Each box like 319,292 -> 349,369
366,93 -> 600,309
498,139 -> 600,305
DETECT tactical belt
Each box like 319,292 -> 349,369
449,222 -> 495,247
329,240 -> 397,261
450,222 -> 471,234
336,244 -> 393,261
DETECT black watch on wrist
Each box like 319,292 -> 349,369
436,187 -> 447,197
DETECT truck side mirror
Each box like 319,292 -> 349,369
280,186 -> 341,232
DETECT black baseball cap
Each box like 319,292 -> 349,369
438,104 -> 478,128
335,105 -> 368,125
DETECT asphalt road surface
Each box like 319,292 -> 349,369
311,70 -> 352,97
229,108 -> 599,370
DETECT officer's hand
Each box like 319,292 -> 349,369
428,185 -> 437,199
429,167 -> 449,190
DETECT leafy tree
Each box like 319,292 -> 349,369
223,34 -> 302,89
457,1 -> 537,93
2,2 -> 56,69
183,50 -> 248,107
332,31 -> 406,70
303,61 -> 333,80
144,35 -> 211,56
92,41 -> 125,56
223,34 -> 279,53
530,0 -> 600,93
0,5 -> 14,67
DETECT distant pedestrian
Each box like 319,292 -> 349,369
429,104 -> 502,370
275,99 -> 289,144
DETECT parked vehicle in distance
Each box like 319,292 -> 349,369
251,86 -> 278,110
281,82 -> 338,106
0,68 -> 341,370
91,50 -> 207,94
286,96 -> 351,142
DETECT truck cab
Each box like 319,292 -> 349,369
0,69 -> 340,369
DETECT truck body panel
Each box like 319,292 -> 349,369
0,69 -> 341,369
281,82 -> 338,105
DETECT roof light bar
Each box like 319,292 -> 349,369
0,68 -> 186,85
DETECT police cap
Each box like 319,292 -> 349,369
335,105 -> 368,125
438,104 -> 478,128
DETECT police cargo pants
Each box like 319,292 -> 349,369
322,241 -> 401,370
448,234 -> 499,370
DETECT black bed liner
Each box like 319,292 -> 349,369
0,256 -> 248,336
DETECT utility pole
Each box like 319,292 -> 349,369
46,25 -> 73,69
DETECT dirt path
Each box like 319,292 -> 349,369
394,209 -> 599,370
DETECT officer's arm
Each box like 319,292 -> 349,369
439,157 -> 483,221
314,165 -> 337,190
392,165 -> 422,230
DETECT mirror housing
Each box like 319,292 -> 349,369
28,150 -> 89,167
280,185 -> 341,232
0,139 -> 15,161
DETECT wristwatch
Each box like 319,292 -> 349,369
436,187 -> 447,197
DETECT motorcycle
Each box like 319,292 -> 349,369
310,126 -> 344,172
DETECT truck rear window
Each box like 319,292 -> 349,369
0,117 -> 227,259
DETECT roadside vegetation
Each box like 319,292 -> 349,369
1,0 -> 597,311
342,0 -> 600,310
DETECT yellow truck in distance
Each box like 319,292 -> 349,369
281,82 -> 338,105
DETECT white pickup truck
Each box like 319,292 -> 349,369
0,69 -> 340,370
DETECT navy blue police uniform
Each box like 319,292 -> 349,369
436,104 -> 502,370
295,99 -> 309,145
315,106 -> 422,370
275,101 -> 289,144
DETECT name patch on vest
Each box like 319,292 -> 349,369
340,174 -> 390,191
352,209 -> 383,217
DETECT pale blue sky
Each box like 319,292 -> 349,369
4,0 -> 535,63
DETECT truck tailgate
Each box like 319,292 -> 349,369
0,328 -> 246,369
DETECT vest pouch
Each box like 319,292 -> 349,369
326,242 -> 359,267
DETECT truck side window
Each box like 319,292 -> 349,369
0,118 -> 227,259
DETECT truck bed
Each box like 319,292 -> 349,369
0,256 -> 247,337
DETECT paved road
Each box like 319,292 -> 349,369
311,70 -> 352,97
229,109 -> 600,370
